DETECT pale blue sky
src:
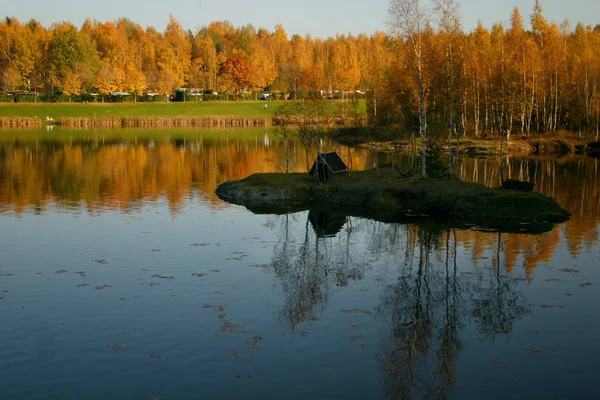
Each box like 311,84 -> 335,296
5,0 -> 599,36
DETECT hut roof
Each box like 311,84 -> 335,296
315,152 -> 348,173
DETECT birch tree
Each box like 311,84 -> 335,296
388,0 -> 430,177
433,0 -> 461,171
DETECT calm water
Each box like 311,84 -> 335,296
1,128 -> 599,399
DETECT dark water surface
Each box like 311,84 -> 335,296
1,128 -> 599,399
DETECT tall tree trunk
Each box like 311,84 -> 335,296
418,61 -> 427,178
447,41 -> 454,173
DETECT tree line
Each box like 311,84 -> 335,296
0,16 -> 369,101
1,1 -> 600,135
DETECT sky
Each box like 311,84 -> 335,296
4,0 -> 600,37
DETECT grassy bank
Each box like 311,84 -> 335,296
216,165 -> 570,232
0,100 -> 367,119
0,101 -> 283,119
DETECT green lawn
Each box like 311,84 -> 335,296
0,100 -> 367,119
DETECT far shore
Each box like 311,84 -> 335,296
2,103 -> 599,157
0,101 -> 283,119
335,127 -> 600,157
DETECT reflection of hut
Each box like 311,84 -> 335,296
308,210 -> 347,238
309,152 -> 348,182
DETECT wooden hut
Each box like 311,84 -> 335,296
309,152 -> 348,182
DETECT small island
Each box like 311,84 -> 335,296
216,165 -> 571,233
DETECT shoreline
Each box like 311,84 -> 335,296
335,128 -> 600,157
54,116 -> 270,128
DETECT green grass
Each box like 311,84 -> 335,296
0,101 -> 283,119
0,100 -> 367,119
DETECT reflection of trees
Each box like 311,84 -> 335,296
459,155 -> 600,261
471,233 -> 528,338
0,133 -> 378,214
377,227 -> 528,399
270,211 -> 365,330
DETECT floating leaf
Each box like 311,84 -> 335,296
530,304 -> 554,309
247,335 -> 264,350
491,365 -> 512,371
152,274 -> 174,280
220,321 -> 241,333
525,348 -> 542,354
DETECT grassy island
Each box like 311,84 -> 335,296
216,166 -> 570,233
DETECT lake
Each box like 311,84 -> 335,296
0,127 -> 599,399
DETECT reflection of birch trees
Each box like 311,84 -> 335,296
269,211 -> 366,330
377,227 -> 528,399
471,233 -> 529,338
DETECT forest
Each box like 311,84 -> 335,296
1,0 -> 600,137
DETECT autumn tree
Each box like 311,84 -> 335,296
219,54 -> 253,94
48,22 -> 99,94
388,0 -> 430,177
433,0 -> 461,170
0,18 -> 46,92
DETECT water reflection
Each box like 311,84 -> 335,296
379,227 -> 534,399
264,210 -> 538,398
1,128 -> 599,398
270,211 -> 365,330
1,129 -> 598,276
0,128 -> 379,215
308,210 -> 348,238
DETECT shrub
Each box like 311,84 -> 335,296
14,95 -> 37,103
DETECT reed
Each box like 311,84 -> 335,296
0,117 -> 42,128
272,115 -> 366,128
56,116 -> 271,128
